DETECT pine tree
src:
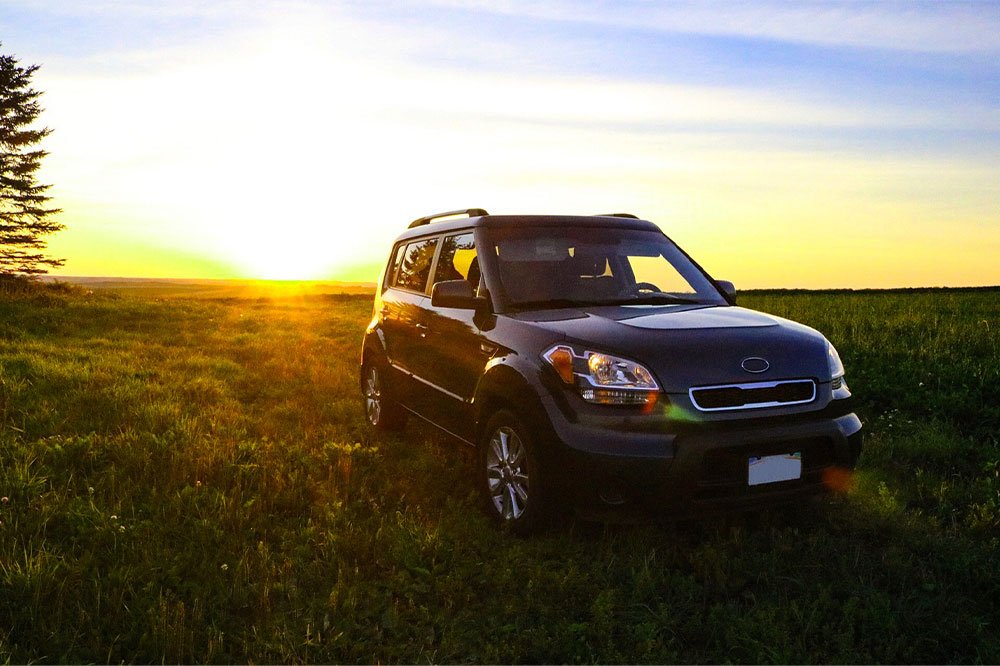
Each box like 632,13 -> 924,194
0,46 -> 63,276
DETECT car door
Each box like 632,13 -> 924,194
380,236 -> 439,408
418,231 -> 493,440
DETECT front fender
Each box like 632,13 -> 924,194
472,356 -> 551,445
361,322 -> 387,367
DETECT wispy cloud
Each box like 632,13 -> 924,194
409,0 -> 1000,53
4,0 -> 999,285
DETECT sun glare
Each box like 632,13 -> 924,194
27,1 -> 1000,287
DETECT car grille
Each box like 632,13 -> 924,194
689,379 -> 816,412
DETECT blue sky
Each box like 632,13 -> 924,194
1,0 -> 998,285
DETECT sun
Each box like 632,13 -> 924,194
220,228 -> 343,281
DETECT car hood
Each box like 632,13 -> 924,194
511,305 -> 830,391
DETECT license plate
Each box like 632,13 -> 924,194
748,452 -> 802,486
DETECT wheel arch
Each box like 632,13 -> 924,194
359,331 -> 396,405
360,327 -> 388,366
473,363 -> 549,446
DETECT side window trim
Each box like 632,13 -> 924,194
423,236 -> 445,295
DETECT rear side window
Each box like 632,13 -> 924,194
432,233 -> 479,289
393,237 -> 439,293
384,243 -> 406,290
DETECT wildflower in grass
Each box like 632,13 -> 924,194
88,487 -> 94,495
196,480 -> 202,487
119,525 -> 125,532
221,563 -> 228,571
1,497 -> 8,503
110,514 -> 117,520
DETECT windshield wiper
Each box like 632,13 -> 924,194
510,298 -> 592,311
604,294 -> 702,306
511,294 -> 703,310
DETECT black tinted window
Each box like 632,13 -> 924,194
432,233 -> 478,289
393,237 -> 439,293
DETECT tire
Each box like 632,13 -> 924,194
361,361 -> 407,431
478,409 -> 552,534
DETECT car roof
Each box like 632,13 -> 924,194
392,213 -> 661,244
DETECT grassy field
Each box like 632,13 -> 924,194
1,280 -> 998,663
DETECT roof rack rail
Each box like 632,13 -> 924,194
409,208 -> 489,229
594,213 -> 639,219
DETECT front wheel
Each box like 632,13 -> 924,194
478,409 -> 553,534
361,362 -> 407,431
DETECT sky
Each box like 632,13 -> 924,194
1,0 -> 998,288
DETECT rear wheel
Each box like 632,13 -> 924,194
361,362 -> 406,431
479,409 -> 552,534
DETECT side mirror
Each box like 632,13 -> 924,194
716,279 -> 737,303
431,279 -> 484,310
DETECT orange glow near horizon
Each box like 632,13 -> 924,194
11,2 -> 998,288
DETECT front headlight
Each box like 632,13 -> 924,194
826,339 -> 845,379
543,345 -> 659,405
825,339 -> 852,397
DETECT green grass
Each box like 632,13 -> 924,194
1,280 -> 998,663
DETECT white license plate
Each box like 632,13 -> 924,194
748,452 -> 802,486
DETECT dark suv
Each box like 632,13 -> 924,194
361,209 -> 862,532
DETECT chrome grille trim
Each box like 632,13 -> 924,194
689,379 -> 817,412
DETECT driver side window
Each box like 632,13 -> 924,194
432,233 -> 479,292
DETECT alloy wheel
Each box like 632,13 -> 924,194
363,365 -> 382,425
485,425 -> 530,520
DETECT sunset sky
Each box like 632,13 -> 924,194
2,1 -> 998,287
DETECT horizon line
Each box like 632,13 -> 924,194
37,275 -> 1000,292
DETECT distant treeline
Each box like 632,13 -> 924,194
741,286 -> 1000,295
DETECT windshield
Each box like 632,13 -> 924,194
485,226 -> 727,310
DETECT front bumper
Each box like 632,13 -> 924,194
541,395 -> 863,516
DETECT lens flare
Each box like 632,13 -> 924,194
823,466 -> 855,493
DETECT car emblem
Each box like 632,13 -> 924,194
741,357 -> 770,373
